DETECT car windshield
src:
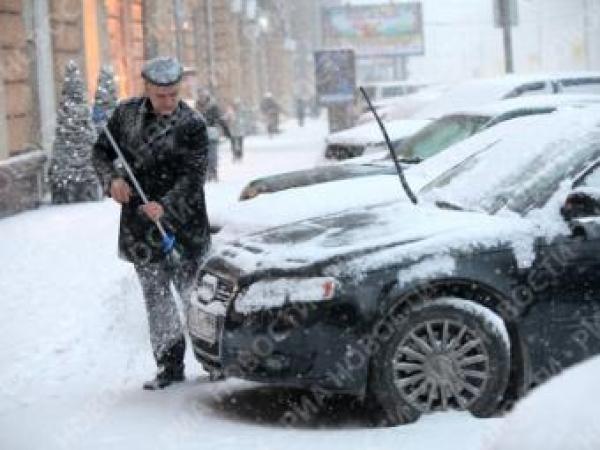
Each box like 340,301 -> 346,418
396,114 -> 490,161
419,109 -> 600,216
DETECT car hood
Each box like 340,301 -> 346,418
209,201 -> 540,276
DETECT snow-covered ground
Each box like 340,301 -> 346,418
0,117 -> 521,450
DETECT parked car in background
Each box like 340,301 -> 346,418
412,71 -> 600,120
395,93 -> 600,162
330,93 -> 600,161
238,159 -> 397,201
356,83 -> 450,124
362,71 -> 600,124
236,94 -> 600,203
189,104 -> 600,426
324,118 -> 431,160
359,80 -> 430,112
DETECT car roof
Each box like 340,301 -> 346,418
449,94 -> 600,117
452,71 -> 600,87
413,72 -> 600,119
362,80 -> 431,88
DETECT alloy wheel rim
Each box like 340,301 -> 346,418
392,318 -> 490,413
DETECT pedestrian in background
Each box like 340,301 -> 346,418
295,96 -> 306,127
260,92 -> 281,137
229,98 -> 251,161
195,89 -> 232,181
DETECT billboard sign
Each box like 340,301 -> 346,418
322,3 -> 424,57
314,49 -> 356,105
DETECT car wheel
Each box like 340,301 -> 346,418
369,297 -> 511,426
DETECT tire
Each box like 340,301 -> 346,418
369,297 -> 511,426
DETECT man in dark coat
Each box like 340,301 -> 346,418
92,56 -> 211,390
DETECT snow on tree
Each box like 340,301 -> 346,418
48,60 -> 101,204
92,65 -> 118,133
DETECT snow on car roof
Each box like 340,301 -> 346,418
366,84 -> 452,122
325,119 -> 431,146
451,93 -> 600,118
412,72 -> 600,119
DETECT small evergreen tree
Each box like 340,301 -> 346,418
92,65 -> 118,133
48,60 -> 100,204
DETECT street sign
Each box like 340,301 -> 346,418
493,0 -> 519,27
314,49 -> 356,106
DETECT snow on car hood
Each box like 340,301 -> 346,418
210,200 -> 540,276
325,119 -> 430,146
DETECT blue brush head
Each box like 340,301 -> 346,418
161,233 -> 176,254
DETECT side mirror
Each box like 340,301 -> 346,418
561,189 -> 600,221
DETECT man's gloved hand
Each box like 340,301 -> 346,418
110,177 -> 132,204
140,201 -> 165,222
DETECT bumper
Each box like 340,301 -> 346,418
188,300 -> 368,394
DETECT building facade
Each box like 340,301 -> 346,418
0,0 -> 300,217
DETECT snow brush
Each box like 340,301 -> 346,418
98,116 -> 180,262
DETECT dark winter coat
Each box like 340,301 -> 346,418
92,97 -> 211,265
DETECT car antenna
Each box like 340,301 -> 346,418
359,86 -> 418,205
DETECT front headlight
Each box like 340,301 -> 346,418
235,277 -> 338,314
196,273 -> 219,302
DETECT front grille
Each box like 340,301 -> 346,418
195,270 -> 238,306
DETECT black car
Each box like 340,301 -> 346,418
187,106 -> 600,426
239,94 -> 600,200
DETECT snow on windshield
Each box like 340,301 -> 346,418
420,105 -> 600,215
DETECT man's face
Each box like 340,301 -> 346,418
145,82 -> 180,116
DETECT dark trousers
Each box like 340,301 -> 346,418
207,140 -> 219,181
134,258 -> 200,371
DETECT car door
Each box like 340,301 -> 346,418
517,166 -> 600,385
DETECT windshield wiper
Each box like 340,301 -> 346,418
435,200 -> 465,211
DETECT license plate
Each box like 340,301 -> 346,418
188,308 -> 217,344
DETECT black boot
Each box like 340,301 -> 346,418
144,338 -> 186,390
143,364 -> 185,390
